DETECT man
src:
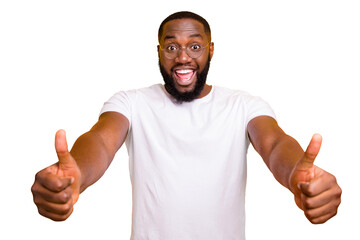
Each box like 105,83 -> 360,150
31,11 -> 341,239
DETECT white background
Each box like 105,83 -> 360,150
1,0 -> 359,239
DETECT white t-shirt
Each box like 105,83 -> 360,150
100,84 -> 276,240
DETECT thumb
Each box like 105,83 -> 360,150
55,129 -> 75,169
298,133 -> 322,170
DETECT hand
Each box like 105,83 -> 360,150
31,130 -> 81,221
289,134 -> 342,224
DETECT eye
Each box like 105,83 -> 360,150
166,44 -> 178,52
190,44 -> 202,51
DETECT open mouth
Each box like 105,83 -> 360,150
173,69 -> 196,86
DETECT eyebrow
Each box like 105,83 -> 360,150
163,33 -> 204,41
189,33 -> 203,39
164,35 -> 176,41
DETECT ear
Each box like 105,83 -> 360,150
209,42 -> 214,61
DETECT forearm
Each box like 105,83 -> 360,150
248,116 -> 341,223
70,131 -> 113,193
267,135 -> 304,191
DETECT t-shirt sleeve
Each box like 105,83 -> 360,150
245,95 -> 276,127
99,90 -> 133,125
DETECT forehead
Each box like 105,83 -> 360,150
160,18 -> 208,42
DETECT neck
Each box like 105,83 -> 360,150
197,84 -> 212,99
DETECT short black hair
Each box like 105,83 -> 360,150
158,11 -> 211,42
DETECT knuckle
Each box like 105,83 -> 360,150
303,197 -> 313,209
37,205 -> 72,222
306,185 -> 315,196
328,174 -> 339,187
337,197 -> 342,207
35,169 -> 49,182
31,182 -> 44,196
333,208 -> 339,217
38,208 -> 48,218
30,183 -> 38,195
330,173 -> 337,183
333,199 -> 341,211
336,186 -> 342,197
330,185 -> 342,202
300,183 -> 313,196
59,192 -> 71,203
53,179 -> 65,192
32,193 -> 47,207
310,218 -> 325,224
51,213 -> 69,222
59,202 -> 73,214
306,212 -> 326,224
34,171 -> 43,181
33,195 -> 42,206
54,216 -> 68,222
309,218 -> 318,224
304,210 -> 314,220
331,207 -> 338,217
59,210 -> 73,221
38,208 -> 60,222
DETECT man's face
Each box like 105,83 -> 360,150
158,18 -> 214,102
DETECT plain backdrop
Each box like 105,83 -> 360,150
1,0 -> 359,239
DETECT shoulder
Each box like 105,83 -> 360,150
212,85 -> 276,120
212,85 -> 262,103
136,84 -> 165,98
109,84 -> 165,101
100,84 -> 166,127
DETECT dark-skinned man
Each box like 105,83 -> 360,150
31,11 -> 341,240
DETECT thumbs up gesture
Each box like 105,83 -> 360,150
31,130 -> 81,221
289,134 -> 342,224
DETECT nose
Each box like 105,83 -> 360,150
175,46 -> 192,64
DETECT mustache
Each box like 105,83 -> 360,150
170,64 -> 199,72
158,55 -> 211,103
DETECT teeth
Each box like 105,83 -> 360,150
176,69 -> 193,74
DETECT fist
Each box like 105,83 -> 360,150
290,134 -> 342,224
31,130 -> 81,221
297,167 -> 342,224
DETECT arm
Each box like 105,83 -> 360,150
247,116 -> 342,224
31,112 -> 129,221
71,112 -> 129,193
247,116 -> 303,190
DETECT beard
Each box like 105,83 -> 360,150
159,56 -> 211,103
